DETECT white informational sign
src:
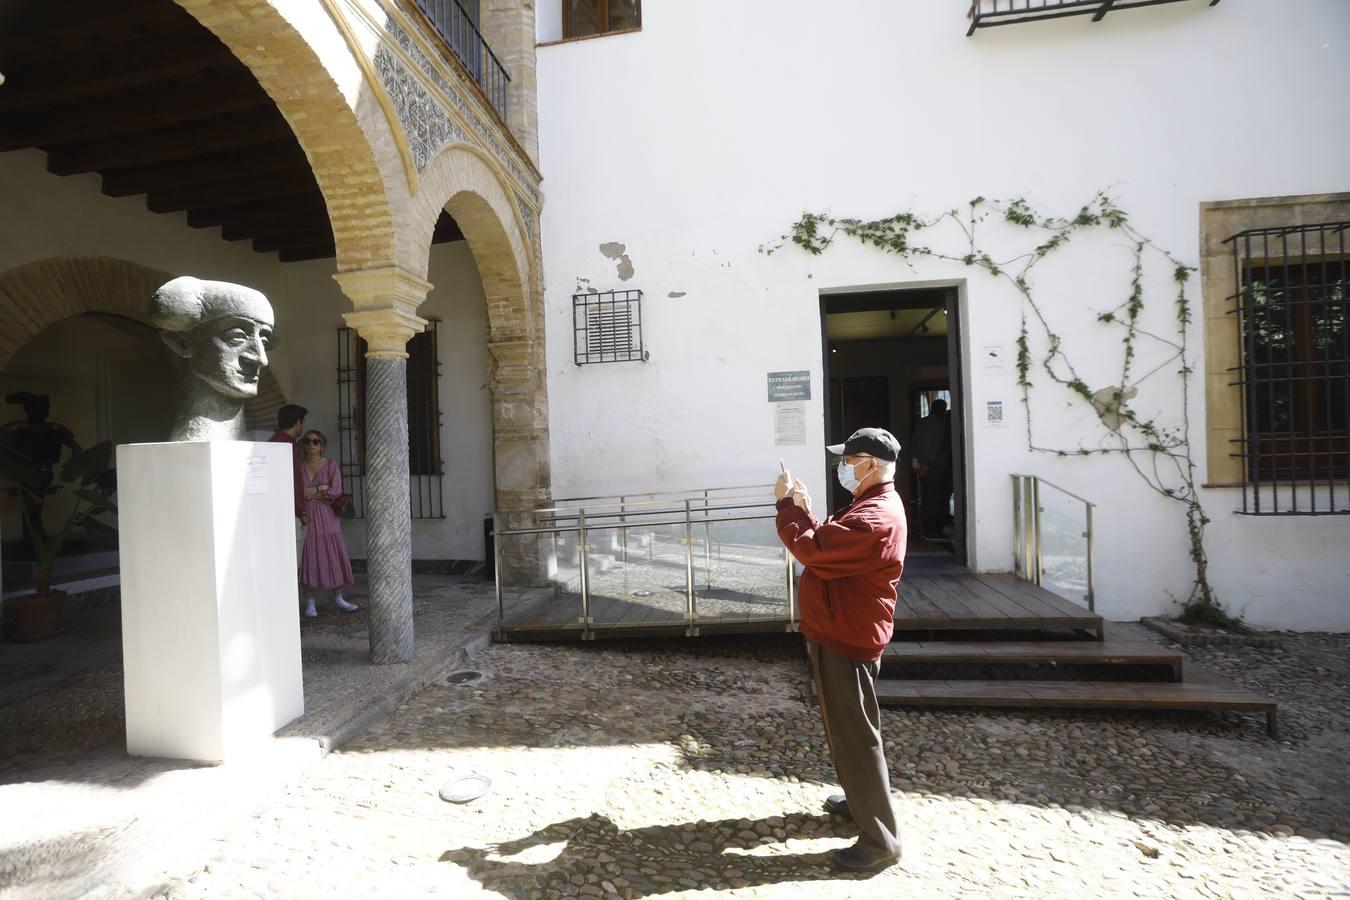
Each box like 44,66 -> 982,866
774,401 -> 806,445
981,344 -> 1007,372
985,400 -> 1007,428
246,456 -> 270,494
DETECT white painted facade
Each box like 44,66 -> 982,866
0,148 -> 496,566
534,1 -> 1350,629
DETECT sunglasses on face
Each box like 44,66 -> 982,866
301,438 -> 323,445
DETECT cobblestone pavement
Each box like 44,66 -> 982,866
149,632 -> 1350,899
0,576 -> 495,899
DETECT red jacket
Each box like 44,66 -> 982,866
269,430 -> 306,520
776,481 -> 907,662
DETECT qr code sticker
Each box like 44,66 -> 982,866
986,401 -> 1005,426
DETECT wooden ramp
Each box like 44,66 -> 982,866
895,573 -> 1103,637
874,675 -> 1278,737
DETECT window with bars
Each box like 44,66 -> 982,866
563,0 -> 640,38
573,289 -> 646,364
966,0 -> 1221,36
336,321 -> 445,519
1225,222 -> 1349,515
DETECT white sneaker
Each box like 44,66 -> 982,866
334,595 -> 359,612
303,599 -> 317,618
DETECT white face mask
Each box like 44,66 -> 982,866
837,458 -> 870,493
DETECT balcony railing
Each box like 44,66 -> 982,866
968,0 -> 1222,36
411,0 -> 510,119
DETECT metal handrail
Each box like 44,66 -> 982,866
411,0 -> 511,117
503,483 -> 775,516
1011,474 -> 1096,611
494,485 -> 795,639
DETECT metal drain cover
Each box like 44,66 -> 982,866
439,774 -> 491,804
447,670 -> 483,685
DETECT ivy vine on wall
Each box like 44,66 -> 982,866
761,194 -> 1234,625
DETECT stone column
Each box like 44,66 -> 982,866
480,0 -> 539,164
335,268 -> 430,664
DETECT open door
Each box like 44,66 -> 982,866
820,287 -> 967,566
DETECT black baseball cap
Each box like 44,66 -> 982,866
826,427 -> 901,462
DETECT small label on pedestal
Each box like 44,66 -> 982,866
246,456 -> 270,494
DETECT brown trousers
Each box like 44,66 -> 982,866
807,640 -> 902,855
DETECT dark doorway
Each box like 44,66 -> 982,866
820,288 -> 967,566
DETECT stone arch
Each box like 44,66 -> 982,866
412,142 -> 548,510
171,0 -> 402,273
0,257 -> 286,432
410,142 -> 532,338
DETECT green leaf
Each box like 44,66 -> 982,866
60,440 -> 114,484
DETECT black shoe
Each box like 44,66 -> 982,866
824,793 -> 850,818
831,840 -> 901,872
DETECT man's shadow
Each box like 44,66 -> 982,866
441,811 -> 881,896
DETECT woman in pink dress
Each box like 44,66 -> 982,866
298,430 -> 358,617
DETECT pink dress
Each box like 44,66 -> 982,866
300,458 -> 354,589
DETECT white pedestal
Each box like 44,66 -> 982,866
118,440 -> 303,762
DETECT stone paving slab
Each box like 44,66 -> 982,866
0,575 -> 497,900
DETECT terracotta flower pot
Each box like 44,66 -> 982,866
3,590 -> 66,642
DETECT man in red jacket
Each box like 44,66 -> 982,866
775,427 -> 906,872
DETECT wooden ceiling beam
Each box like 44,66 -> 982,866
254,229 -> 335,254
279,244 -> 338,264
432,212 -> 465,243
221,214 -> 333,242
46,110 -> 294,176
148,173 -> 318,214
0,79 -> 272,153
100,143 -> 309,197
186,196 -> 330,229
0,0 -> 188,62
0,35 -> 235,112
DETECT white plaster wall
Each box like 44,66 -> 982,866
535,0 -> 1350,629
280,243 -> 495,563
0,149 -> 495,563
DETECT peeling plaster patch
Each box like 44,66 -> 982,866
599,242 -> 635,281
1091,384 -> 1138,432
667,291 -> 687,299
574,277 -> 593,295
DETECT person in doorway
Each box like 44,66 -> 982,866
909,398 -> 951,540
774,427 -> 907,872
270,404 -> 308,525
297,429 -> 357,617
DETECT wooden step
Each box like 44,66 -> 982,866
874,678 -> 1278,736
883,639 -> 1184,679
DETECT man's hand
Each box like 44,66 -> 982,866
790,478 -> 812,514
774,468 -> 793,500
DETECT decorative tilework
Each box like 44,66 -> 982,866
374,42 -> 466,172
515,194 -> 534,241
382,18 -> 541,206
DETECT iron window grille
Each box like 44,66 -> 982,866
336,321 -> 446,519
1225,222 -> 1349,515
573,289 -> 647,365
967,0 -> 1221,35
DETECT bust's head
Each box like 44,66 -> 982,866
151,276 -> 275,401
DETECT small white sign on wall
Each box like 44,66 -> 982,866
984,400 -> 1008,428
981,344 -> 1007,373
774,401 -> 806,446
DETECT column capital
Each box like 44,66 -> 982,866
334,266 -> 432,358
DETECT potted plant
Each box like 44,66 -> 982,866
0,441 -> 117,642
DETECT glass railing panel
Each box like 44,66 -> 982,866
1036,485 -> 1090,608
579,524 -> 690,629
496,524 -> 581,631
694,516 -> 791,625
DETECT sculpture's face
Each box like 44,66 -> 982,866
182,315 -> 274,399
